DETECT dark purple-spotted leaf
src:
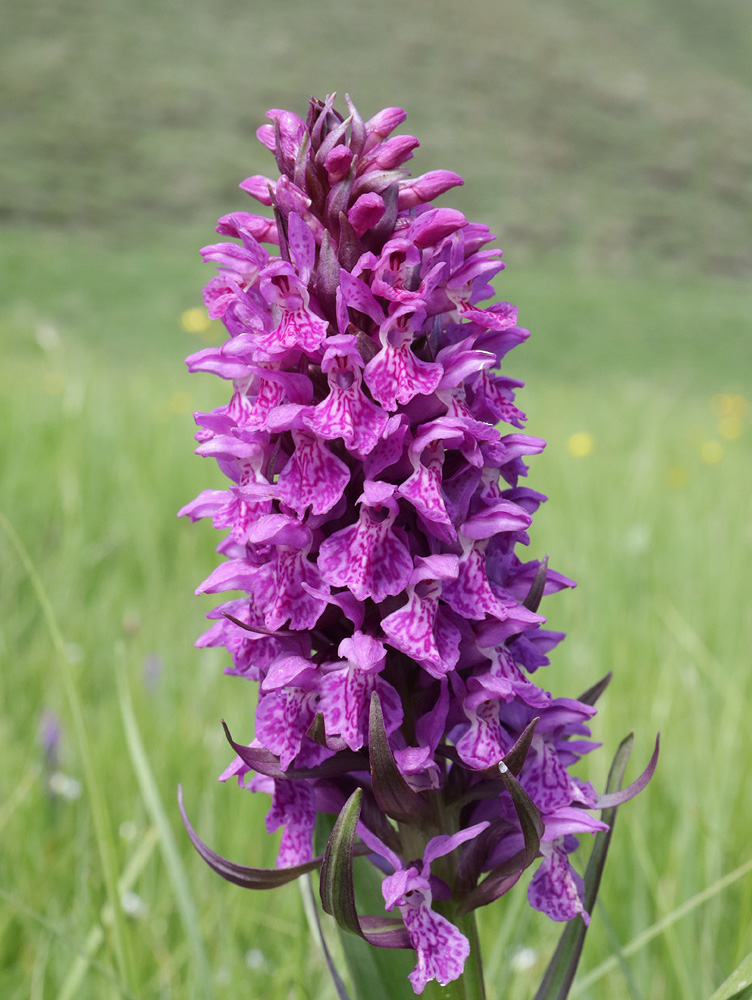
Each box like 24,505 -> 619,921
578,671 -> 613,707
320,787 -> 365,937
533,733 -> 635,1000
368,691 -> 432,824
592,733 -> 659,808
222,720 -> 369,780
523,555 -> 548,612
178,784 -> 322,888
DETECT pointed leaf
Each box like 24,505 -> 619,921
593,733 -> 660,808
458,762 -> 543,915
320,788 -> 365,937
502,717 -> 540,776
318,794 -> 412,950
222,721 -> 369,779
178,785 -> 322,888
368,691 -> 432,824
533,732 -> 635,1000
307,711 -> 329,748
523,556 -> 548,612
578,671 -> 613,707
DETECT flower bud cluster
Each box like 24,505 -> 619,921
181,94 -> 607,993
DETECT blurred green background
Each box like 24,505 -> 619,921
1,1 -> 751,998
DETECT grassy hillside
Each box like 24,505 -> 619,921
3,0 -> 752,274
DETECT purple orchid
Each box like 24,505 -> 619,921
179,94 -> 657,996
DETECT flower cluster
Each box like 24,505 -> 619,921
179,95 -> 652,994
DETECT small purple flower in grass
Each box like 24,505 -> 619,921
179,93 -> 657,996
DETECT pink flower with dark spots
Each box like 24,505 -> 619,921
180,94 -> 655,997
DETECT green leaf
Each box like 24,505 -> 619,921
319,790 -> 409,948
369,691 -> 432,824
0,512 -> 135,994
320,789 -> 366,937
457,760 -> 543,915
533,732 -> 634,1000
710,950 -> 752,1000
330,856 -> 416,1000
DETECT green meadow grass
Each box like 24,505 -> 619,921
1,229 -> 751,999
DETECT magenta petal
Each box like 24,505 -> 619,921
304,359 -> 388,457
317,504 -> 412,603
456,699 -> 509,769
256,686 -> 318,770
263,778 -> 316,867
441,541 -> 511,621
521,739 -> 573,814
422,823 -> 490,869
402,902 -> 470,994
381,587 -> 460,679
364,328 -> 443,411
318,664 -> 374,752
275,429 -> 351,516
528,844 -> 590,925
267,547 -> 327,631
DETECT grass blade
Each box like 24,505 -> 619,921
57,827 -> 159,1000
0,889 -> 139,1000
710,950 -> 752,1000
572,857 -> 752,995
0,510 -> 135,993
534,732 -> 634,1000
116,658 -> 214,999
